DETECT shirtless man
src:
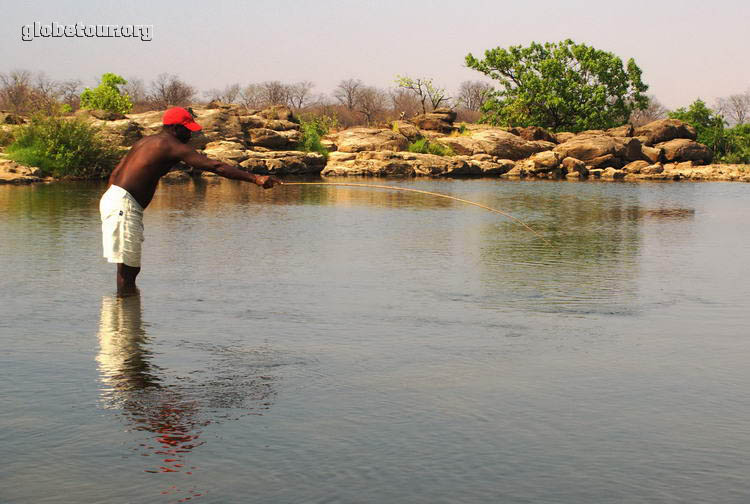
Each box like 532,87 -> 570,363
100,106 -> 280,294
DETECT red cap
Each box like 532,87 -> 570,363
163,107 -> 202,131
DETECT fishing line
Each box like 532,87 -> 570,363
281,182 -> 552,247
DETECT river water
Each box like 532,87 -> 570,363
1,177 -> 749,503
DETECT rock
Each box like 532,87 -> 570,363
634,118 -> 697,146
525,151 -> 561,173
575,129 -> 607,138
97,119 -> 144,147
589,168 -> 604,178
565,170 -> 583,180
0,159 -> 45,184
642,163 -> 664,175
320,138 -> 337,152
601,167 -> 626,180
561,157 -> 588,177
202,141 -> 250,165
554,135 -> 643,167
412,111 -> 455,133
0,112 -> 26,125
641,145 -> 663,163
623,160 -> 650,174
391,121 -> 422,142
206,100 -> 234,109
606,124 -> 634,137
258,105 -> 294,122
555,132 -> 576,143
334,128 -> 409,153
239,150 -> 326,176
509,126 -> 557,143
436,130 -> 554,160
246,128 -> 291,149
88,109 -> 126,121
655,139 -> 712,164
322,150 -> 475,177
464,157 -> 515,176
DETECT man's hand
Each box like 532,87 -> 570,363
255,175 -> 282,189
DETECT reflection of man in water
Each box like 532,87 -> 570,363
96,294 -> 203,475
100,107 -> 282,295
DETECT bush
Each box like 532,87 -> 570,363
6,115 -> 120,177
0,128 -> 15,147
407,138 -> 455,156
80,73 -> 133,114
297,115 -> 336,158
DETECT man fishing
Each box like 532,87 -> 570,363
100,106 -> 281,294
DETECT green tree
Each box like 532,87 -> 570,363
394,76 -> 450,114
465,39 -> 649,132
80,73 -> 133,114
669,99 -> 729,156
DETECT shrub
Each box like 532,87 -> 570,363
6,115 -> 120,177
407,138 -> 455,156
297,115 -> 334,158
80,73 -> 133,114
0,128 -> 15,147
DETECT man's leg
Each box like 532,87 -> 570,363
117,263 -> 141,295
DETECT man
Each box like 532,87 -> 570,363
100,106 -> 280,294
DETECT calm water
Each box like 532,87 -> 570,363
1,177 -> 749,504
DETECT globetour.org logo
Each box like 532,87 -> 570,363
21,22 -> 153,42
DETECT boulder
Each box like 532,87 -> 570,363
246,128 -> 292,149
555,132 -> 576,143
554,135 -> 643,167
88,109 -> 127,121
655,139 -> 712,164
202,141 -> 250,165
634,119 -> 697,146
436,130 -> 554,160
601,167 -> 626,180
509,126 -> 557,143
391,121 -> 422,142
412,110 -> 455,133
239,150 -> 326,175
622,160 -> 650,174
0,111 -> 25,125
334,128 -> 409,153
561,157 -> 588,177
642,163 -> 664,175
258,105 -> 295,122
606,124 -> 634,137
97,119 -> 144,146
526,150 -> 561,173
641,145 -> 663,163
463,156 -> 515,176
322,150 -> 475,177
0,159 -> 44,184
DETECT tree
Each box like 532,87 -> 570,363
394,75 -> 449,114
259,81 -> 290,107
204,83 -> 241,104
465,39 -> 649,131
288,81 -> 315,110
629,95 -> 668,127
356,86 -> 388,125
238,83 -> 264,110
716,92 -> 750,126
58,79 -> 83,111
149,73 -> 195,109
456,80 -> 492,111
669,99 -> 729,155
80,73 -> 133,114
389,88 -> 421,118
333,78 -> 363,111
0,70 -> 34,113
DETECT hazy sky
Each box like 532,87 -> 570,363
2,0 -> 749,109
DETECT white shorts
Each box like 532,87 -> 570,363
100,185 -> 144,267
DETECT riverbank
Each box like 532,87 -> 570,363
1,104 -> 748,184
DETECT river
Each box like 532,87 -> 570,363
1,177 -> 749,503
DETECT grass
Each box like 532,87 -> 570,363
407,137 -> 455,156
6,115 -> 120,178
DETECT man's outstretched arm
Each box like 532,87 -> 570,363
172,143 -> 281,188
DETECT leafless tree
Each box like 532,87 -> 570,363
204,83 -> 241,104
395,75 -> 450,114
333,78 -> 363,111
389,88 -> 421,119
629,95 -> 669,127
149,73 -> 196,109
716,92 -> 750,125
457,80 -> 492,111
288,81 -> 315,110
58,79 -> 83,110
260,81 -> 291,107
31,73 -> 63,114
356,86 -> 388,126
0,70 -> 34,113
238,83 -> 264,110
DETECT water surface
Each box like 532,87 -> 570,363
2,178 -> 749,503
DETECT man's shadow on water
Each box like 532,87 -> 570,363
95,293 -> 277,493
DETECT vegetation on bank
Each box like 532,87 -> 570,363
296,115 -> 336,158
80,73 -> 133,114
5,115 -> 119,177
407,138 -> 455,156
669,99 -> 750,164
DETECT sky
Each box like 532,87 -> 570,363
1,0 -> 749,110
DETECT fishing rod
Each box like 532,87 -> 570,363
281,182 -> 552,247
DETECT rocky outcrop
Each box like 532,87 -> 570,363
240,151 -> 326,176
509,126 -> 557,143
411,108 -> 456,133
0,111 -> 25,125
553,135 -> 644,168
333,128 -> 409,153
436,130 -> 554,160
322,151 -> 478,177
0,158 -> 47,184
391,121 -> 422,142
634,119 -> 697,146
655,138 -> 712,164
